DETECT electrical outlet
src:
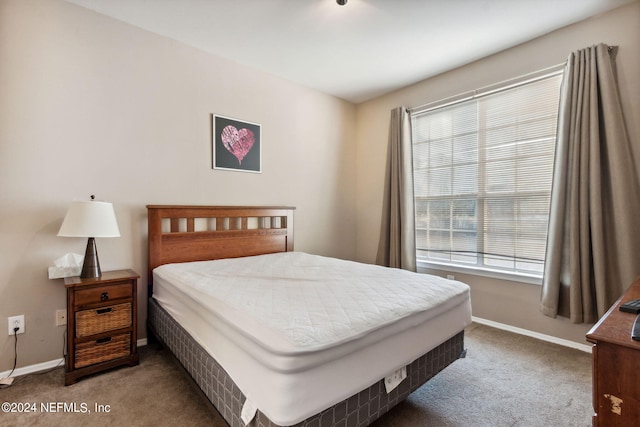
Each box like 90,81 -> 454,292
56,309 -> 67,326
446,274 -> 455,280
8,315 -> 25,335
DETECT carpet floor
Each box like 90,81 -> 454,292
0,323 -> 592,426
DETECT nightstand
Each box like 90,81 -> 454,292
64,269 -> 139,385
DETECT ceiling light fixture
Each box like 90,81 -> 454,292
337,0 -> 347,5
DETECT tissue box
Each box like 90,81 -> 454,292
48,253 -> 83,279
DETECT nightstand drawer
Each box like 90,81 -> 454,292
75,333 -> 131,369
74,283 -> 132,307
76,303 -> 132,337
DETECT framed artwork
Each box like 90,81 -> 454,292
212,114 -> 261,173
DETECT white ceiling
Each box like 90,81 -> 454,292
64,0 -> 635,103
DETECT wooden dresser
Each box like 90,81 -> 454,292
64,269 -> 139,385
586,276 -> 640,426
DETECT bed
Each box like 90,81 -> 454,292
146,205 -> 471,427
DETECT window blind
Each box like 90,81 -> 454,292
411,72 -> 563,276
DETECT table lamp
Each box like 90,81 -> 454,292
58,197 -> 120,278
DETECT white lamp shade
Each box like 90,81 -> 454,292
58,200 -> 120,238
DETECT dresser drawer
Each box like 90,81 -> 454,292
75,333 -> 131,369
74,283 -> 132,307
76,303 -> 132,337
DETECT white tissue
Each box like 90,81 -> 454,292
48,253 -> 83,279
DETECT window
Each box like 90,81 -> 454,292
411,70 -> 563,278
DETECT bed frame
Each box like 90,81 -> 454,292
146,205 -> 465,427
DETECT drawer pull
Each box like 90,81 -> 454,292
100,292 -> 109,301
96,337 -> 112,344
96,308 -> 112,315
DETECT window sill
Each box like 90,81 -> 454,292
416,260 -> 542,286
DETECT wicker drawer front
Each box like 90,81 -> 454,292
74,283 -> 132,307
75,333 -> 131,369
76,303 -> 132,337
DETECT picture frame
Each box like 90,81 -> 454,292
212,114 -> 262,173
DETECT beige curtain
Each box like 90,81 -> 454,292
376,107 -> 416,271
540,44 -> 640,323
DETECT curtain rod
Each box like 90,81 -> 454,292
408,62 -> 566,115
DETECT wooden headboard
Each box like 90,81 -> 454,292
147,205 -> 295,289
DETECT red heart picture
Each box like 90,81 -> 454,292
221,125 -> 255,165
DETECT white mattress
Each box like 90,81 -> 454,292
153,252 -> 471,426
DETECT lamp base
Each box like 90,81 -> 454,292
80,237 -> 102,278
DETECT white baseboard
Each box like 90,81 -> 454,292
0,358 -> 65,379
472,316 -> 592,353
0,338 -> 148,379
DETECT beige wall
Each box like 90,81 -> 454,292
0,0 -> 356,371
2,0 -> 639,373
355,2 -> 640,344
